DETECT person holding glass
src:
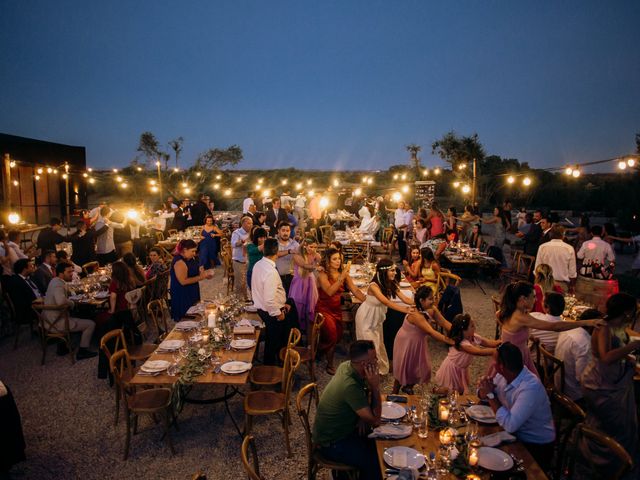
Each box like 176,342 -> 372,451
170,239 -> 213,321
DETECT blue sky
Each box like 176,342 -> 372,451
1,1 -> 639,172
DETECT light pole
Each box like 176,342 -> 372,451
156,160 -> 163,205
471,158 -> 477,206
64,162 -> 71,226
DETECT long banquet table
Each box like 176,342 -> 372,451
375,394 -> 548,479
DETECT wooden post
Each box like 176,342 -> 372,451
472,158 -> 477,206
3,153 -> 12,211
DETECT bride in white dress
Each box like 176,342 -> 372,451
355,258 -> 414,374
358,203 -> 379,237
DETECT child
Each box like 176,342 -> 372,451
435,313 -> 500,394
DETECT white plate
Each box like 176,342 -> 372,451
220,361 -> 252,374
477,447 -> 514,471
383,446 -> 425,469
244,305 -> 258,313
158,339 -> 184,350
141,359 -> 171,373
399,281 -> 411,288
466,405 -> 497,424
175,320 -> 200,330
381,401 -> 406,420
94,291 -> 109,299
69,294 -> 84,301
230,339 -> 256,349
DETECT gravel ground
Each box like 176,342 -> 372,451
0,269 -> 507,480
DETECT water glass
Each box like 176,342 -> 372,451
167,362 -> 179,376
418,416 -> 429,439
465,421 -> 479,442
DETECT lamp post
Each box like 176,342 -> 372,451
156,160 -> 163,205
64,162 -> 71,226
471,158 -> 478,206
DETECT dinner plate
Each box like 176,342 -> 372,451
381,401 -> 406,420
175,320 -> 200,330
466,405 -> 497,424
158,339 -> 184,350
141,360 -> 170,373
94,291 -> 109,299
244,305 -> 258,313
230,339 -> 256,349
220,361 -> 252,374
383,446 -> 425,469
477,447 -> 514,471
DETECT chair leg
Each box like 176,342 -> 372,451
163,409 -> 175,455
114,386 -> 120,426
133,415 -> 139,435
283,408 -> 291,457
124,412 -> 132,460
244,414 -> 253,436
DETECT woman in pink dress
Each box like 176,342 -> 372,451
426,202 -> 445,238
435,313 -> 499,394
288,237 -> 321,335
392,286 -> 453,394
532,263 -> 563,313
488,281 -> 603,378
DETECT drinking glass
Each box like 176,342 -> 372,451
465,421 -> 479,442
418,416 -> 429,439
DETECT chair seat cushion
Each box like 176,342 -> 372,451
245,391 -> 285,414
127,388 -> 171,411
250,365 -> 283,385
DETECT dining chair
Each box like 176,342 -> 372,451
565,423 -> 633,480
279,315 -> 324,398
296,383 -> 357,480
539,344 -> 565,393
244,349 -> 301,456
81,261 -> 100,276
154,231 -> 165,243
110,349 -> 175,460
318,225 -> 334,244
4,292 -> 36,349
491,294 -> 502,339
250,328 -> 301,388
147,299 -> 171,343
167,229 -> 178,236
547,387 -> 586,480
530,337 -> 543,378
32,303 -> 74,365
241,434 -> 264,480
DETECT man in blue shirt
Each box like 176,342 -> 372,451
479,342 -> 555,472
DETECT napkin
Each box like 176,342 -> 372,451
466,406 -> 496,420
368,424 -> 412,439
480,430 -> 517,447
233,326 -> 255,335
236,319 -> 252,327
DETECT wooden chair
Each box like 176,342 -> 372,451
244,349 -> 301,457
499,250 -> 522,285
501,252 -> 535,285
100,328 -> 138,425
530,337 -> 542,377
110,350 -> 175,460
296,383 -> 357,480
250,328 -> 302,388
565,423 -> 634,480
4,292 -> 36,349
308,227 -> 319,244
32,303 -> 74,365
279,315 -> 325,396
241,434 -> 264,480
547,388 -> 586,480
154,231 -> 165,243
491,294 -> 502,340
81,261 -> 100,276
167,229 -> 178,236
147,299 -> 171,343
539,344 -> 565,393
318,225 -> 334,245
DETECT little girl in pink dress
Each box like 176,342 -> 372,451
435,314 -> 500,394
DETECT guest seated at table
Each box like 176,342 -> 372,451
32,250 -> 57,295
170,239 -> 213,322
69,220 -> 102,267
532,263 -> 564,313
122,252 -> 145,287
199,215 -> 223,269
554,308 -> 597,403
45,262 -> 97,360
6,258 -> 41,326
413,217 -> 429,245
420,230 -> 454,260
393,286 -> 453,394
55,250 -> 81,282
579,293 -> 640,478
146,247 -> 169,280
529,291 -> 565,354
478,342 -> 555,471
401,247 -> 422,282
313,340 -> 383,480
6,230 -> 27,261
317,248 -> 366,374
416,247 -> 441,293
464,223 -> 483,250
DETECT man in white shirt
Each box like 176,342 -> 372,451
577,225 -> 615,267
230,216 -> 253,300
7,230 -> 28,260
294,194 -> 306,221
275,222 -> 299,294
529,292 -> 565,354
242,192 -> 255,214
95,206 -> 124,265
555,309 -> 595,403
394,201 -> 409,260
280,191 -> 294,209
251,238 -> 298,365
535,225 -> 576,292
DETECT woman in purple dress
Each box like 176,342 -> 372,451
288,237 -> 321,335
170,240 -> 213,321
392,286 -> 453,395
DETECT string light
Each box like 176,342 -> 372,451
307,179 -> 312,185
453,181 -> 460,188
62,173 -> 68,179
258,178 -> 263,184
9,161 -> 16,168
458,164 -> 467,170
183,187 -> 191,194
87,168 -> 93,172
12,180 -> 19,186
434,168 -> 441,175
367,178 -> 373,185
215,174 -> 221,180
37,168 -> 43,174
116,176 -> 123,182
136,167 -> 142,172
149,179 -> 156,185
319,197 -> 329,209
120,182 -> 128,188
627,158 -> 636,167
281,179 -> 288,185
196,172 -> 202,177
181,182 -> 188,188
393,174 -> 399,180
618,161 -> 627,170
353,188 -> 362,196
236,177 -> 242,183
572,169 -> 581,178
155,161 -> 161,167
295,183 -> 303,190
47,167 -> 53,173
150,185 -> 158,193
332,179 -> 340,187
392,192 -> 402,202
462,184 -> 471,194
53,169 -> 58,174
423,169 -> 429,176
401,174 -> 407,180
35,175 -> 41,181
113,168 -> 118,173
522,177 -> 532,186
8,212 -> 20,224
82,172 -> 88,178
401,185 -> 410,193
564,167 -> 573,176
507,176 -> 515,184
89,178 -> 95,184
213,183 -> 220,190
224,189 -> 232,196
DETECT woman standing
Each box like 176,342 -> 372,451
288,237 -> 321,335
392,286 -> 453,394
199,215 -> 223,269
170,239 -> 213,321
426,202 -> 445,238
414,218 -> 429,245
316,248 -> 366,374
246,227 -> 267,292
580,293 -> 640,477
491,281 -> 602,377
480,206 -> 508,249
355,258 -> 414,375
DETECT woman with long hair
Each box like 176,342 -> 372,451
532,263 -> 563,313
402,247 -> 422,282
490,281 -> 602,377
480,206 -> 508,248
355,258 -> 415,375
418,247 -> 441,293
434,313 -> 499,394
288,237 -> 321,335
170,239 -> 213,321
246,227 -> 267,291
414,217 -> 429,245
392,286 -> 453,394
109,260 -> 137,317
121,252 -> 145,287
579,293 -> 640,477
465,223 -> 483,250
446,206 -> 457,232
316,248 -> 366,374
426,202 -> 445,238
199,214 -> 223,269
145,246 -> 168,280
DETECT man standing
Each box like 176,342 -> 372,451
275,223 -> 299,294
294,193 -> 306,222
95,207 -> 123,266
36,218 -> 68,259
45,262 -> 97,360
478,342 -> 555,472
32,250 -> 57,295
535,225 -> 576,292
243,203 -> 258,224
517,209 -> 543,256
577,225 -> 615,267
280,190 -> 294,209
190,193 -> 212,226
251,238 -> 298,365
242,192 -> 255,214
394,201 -> 410,261
231,216 -> 252,300
313,340 -> 383,480
265,198 -> 288,234
539,215 -> 553,245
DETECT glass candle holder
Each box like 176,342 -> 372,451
438,399 -> 451,422
468,439 -> 480,467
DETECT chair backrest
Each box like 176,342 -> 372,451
517,254 -> 535,278
309,314 -> 325,360
281,348 -> 301,403
319,225 -> 333,243
155,231 -> 165,242
241,434 -> 263,480
548,386 -> 586,480
382,227 -> 394,244
100,328 -> 126,364
568,423 -> 634,480
147,299 -> 170,342
539,344 -> 565,392
33,303 -> 70,333
287,327 -> 301,348
82,261 -> 100,276
110,349 -> 133,402
510,250 -> 522,271
295,382 -> 318,459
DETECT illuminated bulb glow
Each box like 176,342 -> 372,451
181,182 -> 188,188
53,169 -> 58,174
618,161 -> 627,170
82,172 -> 88,178
462,185 -> 471,193
87,168 -> 93,172
453,181 -> 460,188
12,180 -> 19,186
307,179 -> 312,185
62,174 -> 68,179
8,213 -> 20,224
126,210 -> 138,219
196,172 -> 202,177
333,179 -> 340,187
434,168 -> 441,175
319,197 -> 329,209
565,167 -> 573,175
236,177 -> 241,182
120,182 -> 128,188
136,167 -> 142,171
401,174 -> 407,180
183,187 -> 191,194
393,174 -> 399,180
353,188 -> 362,196
9,161 -> 16,168
224,189 -> 231,196
116,176 -> 123,182
507,176 -> 515,184
149,179 -> 156,185
572,170 -> 581,178
627,158 -> 636,167
150,186 -> 158,192
37,168 -> 43,174
392,192 -> 402,202
213,183 -> 220,189
367,178 -> 373,185
258,178 -> 263,184
523,177 -> 532,186
215,174 -> 221,180
155,161 -> 161,167
296,183 -> 302,190
35,175 -> 40,180
47,168 -> 53,173
113,169 -> 118,173
89,178 -> 95,184
401,185 -> 409,193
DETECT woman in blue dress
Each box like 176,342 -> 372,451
199,215 -> 223,269
170,239 -> 213,321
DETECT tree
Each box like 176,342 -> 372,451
136,131 -> 165,169
168,136 -> 184,169
195,145 -> 243,170
406,144 -> 422,178
431,131 -> 485,169
635,132 -> 640,155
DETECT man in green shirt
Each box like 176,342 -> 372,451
313,340 -> 382,480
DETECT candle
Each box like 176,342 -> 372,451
468,439 -> 480,467
439,428 -> 452,445
466,475 -> 481,480
438,399 -> 451,422
208,313 -> 216,328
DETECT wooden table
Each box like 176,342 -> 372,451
375,395 -> 548,479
